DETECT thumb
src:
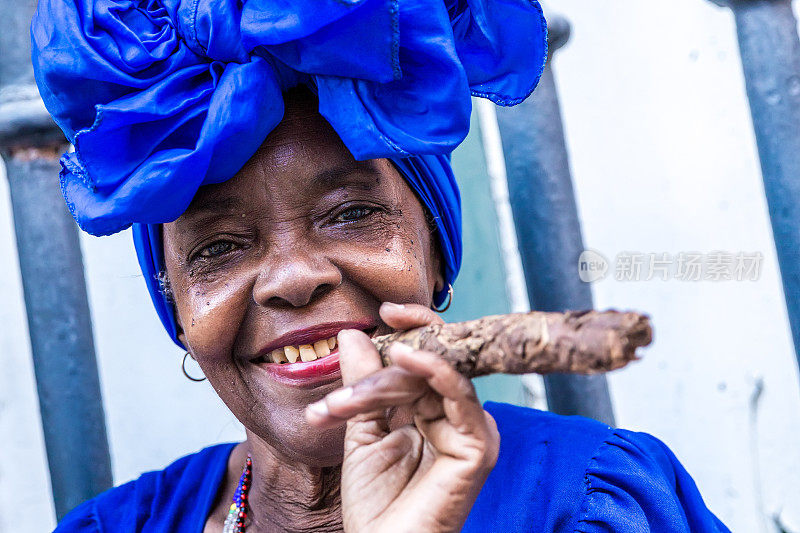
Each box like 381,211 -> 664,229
337,329 -> 383,386
305,329 -> 386,429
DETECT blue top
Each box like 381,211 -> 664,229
55,402 -> 730,532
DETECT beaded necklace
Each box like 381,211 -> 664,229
223,454 -> 252,533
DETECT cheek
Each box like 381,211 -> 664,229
333,216 -> 436,305
172,271 -> 255,361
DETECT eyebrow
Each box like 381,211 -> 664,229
312,160 -> 383,191
185,195 -> 244,217
180,160 -> 382,224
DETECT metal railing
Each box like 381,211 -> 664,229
496,16 -> 616,425
709,0 -> 800,372
0,0 -> 112,520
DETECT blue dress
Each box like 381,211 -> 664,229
55,402 -> 730,532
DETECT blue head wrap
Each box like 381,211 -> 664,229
32,0 -> 547,346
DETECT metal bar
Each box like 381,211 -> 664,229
1,0 -> 113,520
710,0 -> 800,373
495,16 -> 616,425
4,150 -> 114,519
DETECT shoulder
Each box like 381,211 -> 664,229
465,402 -> 729,533
54,442 -> 236,533
576,427 -> 730,532
483,400 -> 615,453
466,402 -> 615,532
483,400 -> 619,493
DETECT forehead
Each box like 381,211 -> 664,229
178,92 -> 406,220
255,93 -> 345,172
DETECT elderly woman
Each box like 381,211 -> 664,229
32,1 -> 729,531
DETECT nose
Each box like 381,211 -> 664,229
252,247 -> 342,308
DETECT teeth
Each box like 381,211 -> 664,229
313,340 -> 331,358
271,349 -> 288,364
300,344 -> 317,362
262,336 -> 339,364
299,344 -> 316,362
284,345 -> 300,363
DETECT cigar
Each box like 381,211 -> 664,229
372,310 -> 652,378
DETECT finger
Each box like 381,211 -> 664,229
387,343 -> 476,403
307,365 -> 429,429
413,389 -> 445,421
393,412 -> 499,531
414,406 -> 499,466
385,343 -> 498,465
387,343 -> 486,432
305,328 -> 385,429
379,302 -> 444,331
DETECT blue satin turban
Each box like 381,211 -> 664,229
32,0 -> 547,346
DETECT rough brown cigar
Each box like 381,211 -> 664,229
372,310 -> 652,377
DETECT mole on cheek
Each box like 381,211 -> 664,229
185,275 -> 252,337
380,239 -> 414,273
194,291 -> 230,319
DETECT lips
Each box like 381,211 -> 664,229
251,335 -> 338,364
249,321 -> 377,387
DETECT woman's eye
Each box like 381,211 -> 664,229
335,206 -> 376,223
198,241 -> 237,258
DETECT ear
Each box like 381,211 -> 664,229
175,313 -> 188,351
434,269 -> 445,295
430,239 -> 446,295
177,332 -> 188,351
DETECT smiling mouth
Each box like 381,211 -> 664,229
253,336 -> 338,364
250,326 -> 379,365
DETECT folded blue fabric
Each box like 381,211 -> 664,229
32,0 -> 547,345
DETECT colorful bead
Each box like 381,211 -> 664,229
222,453 -> 252,533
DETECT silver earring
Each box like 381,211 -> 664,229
432,284 -> 453,313
182,352 -> 206,382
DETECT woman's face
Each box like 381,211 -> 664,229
162,95 -> 444,466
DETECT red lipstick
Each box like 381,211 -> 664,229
251,321 -> 376,387
262,351 -> 342,387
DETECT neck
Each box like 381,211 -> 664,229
243,431 -> 343,533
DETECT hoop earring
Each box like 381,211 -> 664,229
182,352 -> 206,382
432,284 -> 453,313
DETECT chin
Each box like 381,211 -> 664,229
276,427 -> 346,468
250,406 -> 347,467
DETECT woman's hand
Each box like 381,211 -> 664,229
305,302 -> 500,533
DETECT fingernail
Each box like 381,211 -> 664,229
325,386 -> 353,405
390,342 -> 414,355
382,302 -> 405,311
307,400 -> 329,416
337,329 -> 360,344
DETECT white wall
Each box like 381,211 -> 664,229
1,2 -> 800,531
549,1 -> 800,531
0,164 -> 246,532
0,163 -> 55,531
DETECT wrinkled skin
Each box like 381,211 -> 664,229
163,91 -> 499,532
